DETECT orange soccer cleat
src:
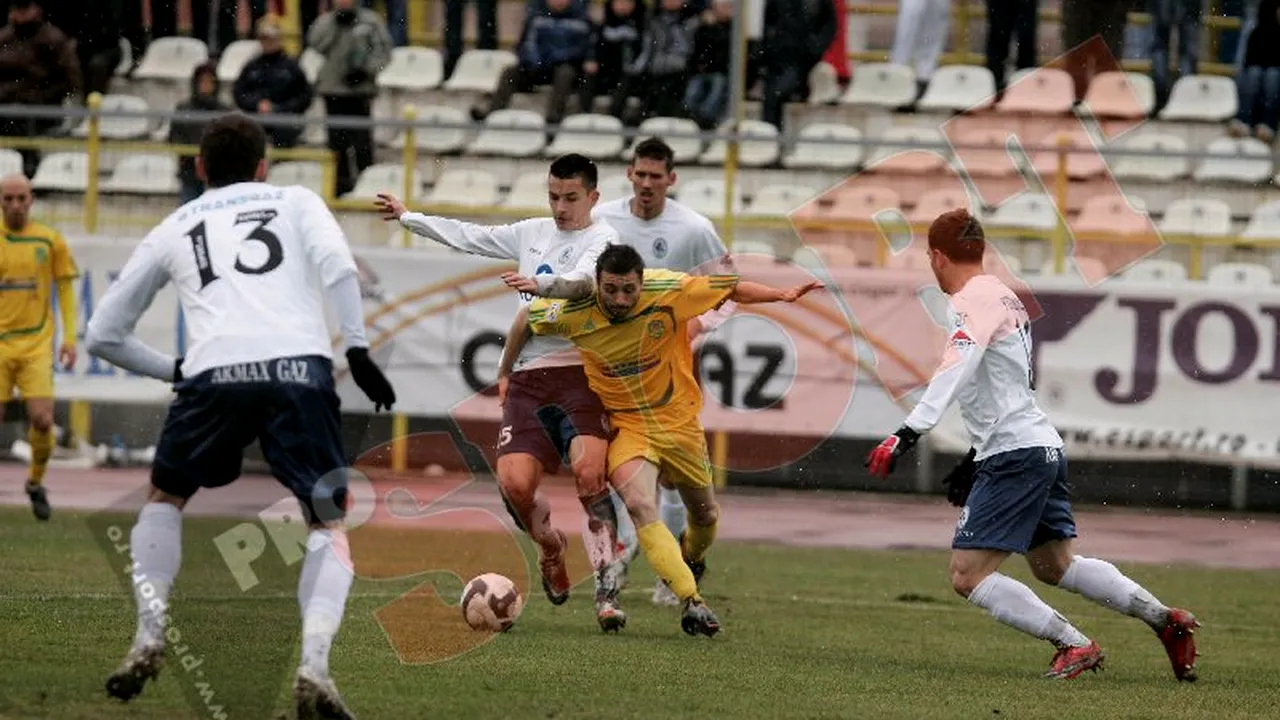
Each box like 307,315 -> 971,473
1157,608 -> 1201,682
1044,640 -> 1105,680
538,529 -> 572,605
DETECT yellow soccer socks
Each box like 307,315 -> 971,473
636,521 -> 700,602
28,425 -> 53,484
681,515 -> 718,565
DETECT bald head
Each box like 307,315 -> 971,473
1,173 -> 33,231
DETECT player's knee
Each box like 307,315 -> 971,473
29,413 -> 53,432
688,500 -> 719,527
146,485 -> 188,510
949,566 -> 984,598
570,453 -> 606,499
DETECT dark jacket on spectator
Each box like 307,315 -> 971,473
0,16 -> 82,105
690,15 -> 730,75
1245,0 -> 1280,69
761,0 -> 836,71
632,9 -> 698,76
170,63 -> 229,185
588,2 -> 646,77
233,50 -> 313,147
517,5 -> 593,70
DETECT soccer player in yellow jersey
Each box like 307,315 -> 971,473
498,244 -> 820,636
0,173 -> 79,521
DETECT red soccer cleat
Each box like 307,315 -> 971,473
1157,608 -> 1201,682
1044,641 -> 1105,679
539,529 -> 572,605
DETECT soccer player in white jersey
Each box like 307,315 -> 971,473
373,155 -> 631,632
865,208 -> 1201,682
591,137 -> 736,607
86,114 -> 396,719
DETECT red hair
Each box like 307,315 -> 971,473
927,208 -> 985,264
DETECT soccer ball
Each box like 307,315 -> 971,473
460,573 -> 524,632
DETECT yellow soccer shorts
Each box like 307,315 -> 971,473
607,419 -> 713,490
0,352 -> 54,400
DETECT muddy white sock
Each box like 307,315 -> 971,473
969,572 -> 1090,648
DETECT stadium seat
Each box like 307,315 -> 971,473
216,39 -> 261,83
1158,75 -> 1237,121
31,153 -> 89,192
884,244 -> 930,271
300,48 -> 325,84
996,67 -> 1074,114
1030,128 -> 1106,179
742,184 -> 818,218
623,116 -> 702,162
782,123 -> 864,170
424,168 -> 500,207
1206,262 -> 1273,288
728,239 -> 778,257
1160,197 -> 1232,237
866,126 -> 948,172
73,94 -> 152,140
502,172 -> 548,211
699,120 -> 780,166
345,162 -> 425,201
133,37 -> 209,81
467,109 -> 547,157
986,252 -> 1023,275
377,47 -> 444,91
1081,71 -> 1156,119
1120,258 -> 1188,284
810,243 -> 860,266
391,105 -> 468,153
807,62 -> 841,105
816,186 -> 902,222
443,49 -> 517,92
1193,137 -> 1273,184
1039,256 -> 1109,279
544,113 -> 625,159
0,148 -> 22,177
950,128 -> 1022,177
676,178 -> 744,217
909,188 -> 974,221
841,62 -> 917,108
1074,194 -> 1152,235
1110,133 -> 1189,182
986,193 -> 1059,232
917,65 -> 996,112
266,161 -> 326,195
1243,199 -> 1280,239
102,154 -> 179,194
598,175 -> 632,203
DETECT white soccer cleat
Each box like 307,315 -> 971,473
294,666 -> 356,720
651,578 -> 681,607
105,643 -> 165,702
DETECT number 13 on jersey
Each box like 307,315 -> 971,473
186,209 -> 284,289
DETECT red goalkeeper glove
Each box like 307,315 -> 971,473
865,426 -> 921,478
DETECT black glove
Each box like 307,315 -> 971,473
942,448 -> 977,507
864,426 -> 921,478
334,8 -> 357,26
173,357 -> 184,382
343,68 -> 371,86
347,347 -> 396,412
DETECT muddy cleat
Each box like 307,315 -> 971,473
596,598 -> 628,633
539,529 -> 571,605
1044,641 -> 1105,679
1157,608 -> 1201,682
680,598 -> 721,637
105,644 -> 164,701
651,578 -> 680,607
25,481 -> 50,521
678,531 -> 706,584
295,667 -> 356,720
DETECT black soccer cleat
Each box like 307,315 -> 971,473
678,532 -> 706,584
680,599 -> 721,638
105,644 -> 164,702
295,668 -> 357,720
25,481 -> 50,521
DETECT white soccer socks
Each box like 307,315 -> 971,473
130,502 -> 183,650
659,487 -> 687,538
969,572 -> 1091,648
1058,555 -> 1170,630
297,529 -> 355,677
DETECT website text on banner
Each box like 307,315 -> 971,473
63,241 -> 1280,465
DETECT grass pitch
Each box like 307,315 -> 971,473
0,505 -> 1276,719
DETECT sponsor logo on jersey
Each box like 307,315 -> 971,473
948,329 -> 975,348
209,358 -> 312,385
653,237 -> 668,258
558,246 -> 575,267
647,318 -> 665,339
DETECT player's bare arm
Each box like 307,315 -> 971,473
501,271 -> 596,301
727,279 -> 824,304
495,305 -> 535,405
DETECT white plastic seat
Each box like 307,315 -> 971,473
917,65 -> 996,112
597,175 -> 633,204
675,178 -> 743,217
624,117 -> 702,162
840,62 -> 917,108
266,161 -> 325,195
424,169 -> 499,207
502,172 -> 549,211
467,109 -> 546,157
73,94 -> 151,139
1110,133 -> 1189,182
31,153 -> 89,192
545,113 -> 624,159
699,120 -> 780,166
782,123 -> 864,170
866,126 -> 948,171
1193,137 -> 1273,184
377,46 -> 444,91
996,68 -> 1074,114
345,163 -> 425,201
216,39 -> 261,83
1119,258 -> 1188,284
300,48 -> 325,84
102,154 -> 179,194
0,148 -> 22,177
133,37 -> 209,81
1159,198 -> 1232,237
807,62 -> 841,105
1206,262 -> 1273,288
1158,75 -> 1238,121
1082,71 -> 1155,119
742,184 -> 818,218
443,49 -> 517,92
909,188 -> 974,222
391,105 -> 468,153
986,193 -> 1059,231
1243,199 -> 1280,239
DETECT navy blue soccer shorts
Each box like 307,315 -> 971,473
151,355 -> 349,525
952,446 -> 1077,554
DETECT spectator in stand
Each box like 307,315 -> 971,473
37,0 -> 123,99
1230,0 -> 1280,143
580,0 -> 646,118
470,0 -> 591,126
822,0 -> 850,86
1235,0 -> 1264,70
234,15 -> 313,149
684,0 -> 731,129
760,0 -> 835,129
191,0 -> 267,56
308,0 -> 392,197
444,0 -> 499,78
169,62 -> 229,204
889,0 -> 949,99
0,0 -> 82,178
1148,0 -> 1201,106
626,0 -> 699,125
986,0 -> 1039,93
1060,0 -> 1131,101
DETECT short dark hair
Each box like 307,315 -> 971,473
927,208 -> 985,264
199,112 -> 267,188
631,137 -> 675,171
596,243 -> 644,280
548,153 -> 598,190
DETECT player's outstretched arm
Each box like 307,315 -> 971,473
497,305 -> 534,383
728,279 -> 823,304
374,192 -> 522,260
84,241 -> 179,382
500,271 -> 595,300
